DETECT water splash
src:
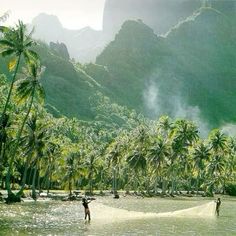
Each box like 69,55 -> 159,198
92,201 -> 216,223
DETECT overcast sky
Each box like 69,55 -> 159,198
1,0 -> 106,30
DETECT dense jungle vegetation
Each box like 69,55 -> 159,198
0,18 -> 235,203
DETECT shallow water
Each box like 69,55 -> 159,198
0,196 -> 235,235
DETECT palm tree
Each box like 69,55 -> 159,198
15,63 -> 45,144
173,120 -> 199,147
25,115 -> 47,200
126,148 -> 147,192
192,141 -> 211,194
157,116 -> 172,139
166,120 -> 198,194
65,153 -> 77,196
5,64 -> 44,200
124,125 -> 149,193
0,76 -> 10,163
224,138 -> 236,187
0,114 -> 9,186
0,21 -> 40,201
207,155 -> 225,195
0,114 -> 10,159
206,129 -> 228,196
148,137 -> 170,194
44,142 -> 60,195
107,143 -> 120,195
209,129 -> 227,153
86,150 -> 99,195
0,20 -> 39,117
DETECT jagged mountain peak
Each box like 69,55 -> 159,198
32,13 -> 63,29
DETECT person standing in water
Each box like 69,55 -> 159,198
82,198 -> 92,220
215,198 -> 221,216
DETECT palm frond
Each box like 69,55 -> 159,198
0,39 -> 15,48
15,79 -> 32,103
23,51 -> 31,65
0,25 -> 10,33
18,20 -> 25,42
26,49 -> 39,62
26,62 -> 37,77
37,84 -> 45,102
0,48 -> 15,57
24,40 -> 36,48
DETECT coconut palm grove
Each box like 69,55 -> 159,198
0,1 -> 236,235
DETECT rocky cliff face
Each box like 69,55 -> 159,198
49,42 -> 70,60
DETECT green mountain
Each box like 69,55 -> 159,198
164,8 -> 236,126
96,7 -> 236,127
1,6 -> 235,129
0,42 -> 102,120
96,20 -> 165,109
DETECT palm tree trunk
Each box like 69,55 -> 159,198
1,55 -> 21,195
47,172 -> 51,196
89,174 -> 93,195
1,55 -> 21,116
196,174 -> 200,195
155,168 -> 159,194
187,177 -> 192,194
146,176 -> 151,194
46,157 -> 53,195
17,155 -> 31,197
69,176 -> 72,196
32,161 -> 38,200
47,165 -> 53,195
162,178 -> 167,195
37,159 -> 41,193
112,167 -> 116,193
0,142 -> 6,163
171,178 -> 175,195
37,171 -> 41,194
0,142 -> 6,187
6,87 -> 35,198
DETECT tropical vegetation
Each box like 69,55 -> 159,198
0,20 -> 235,204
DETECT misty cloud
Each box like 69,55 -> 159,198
143,77 -> 209,137
221,124 -> 236,137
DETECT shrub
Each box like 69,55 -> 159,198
225,182 -> 236,196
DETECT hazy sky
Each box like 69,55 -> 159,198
1,0 -> 106,30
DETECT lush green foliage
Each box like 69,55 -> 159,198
225,182 -> 236,196
0,10 -> 235,201
97,7 -> 236,127
1,69 -> 236,197
1,6 -> 235,128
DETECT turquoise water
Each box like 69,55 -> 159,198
0,196 -> 235,235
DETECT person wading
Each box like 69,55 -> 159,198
82,198 -> 92,220
215,198 -> 221,216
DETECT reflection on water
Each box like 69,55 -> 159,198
0,197 -> 236,235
